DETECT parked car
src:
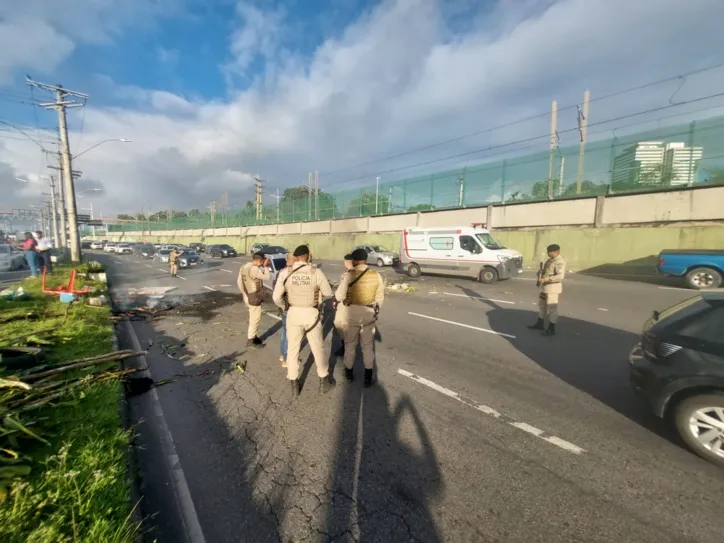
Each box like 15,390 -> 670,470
657,250 -> 724,289
399,224 -> 523,283
263,245 -> 288,255
0,244 -> 26,271
153,249 -> 172,263
353,244 -> 399,268
209,244 -> 237,258
81,240 -> 93,249
103,242 -> 117,253
179,250 -> 203,268
115,243 -> 133,255
189,242 -> 206,253
630,290 -> 724,466
249,242 -> 269,255
263,252 -> 291,291
134,244 -> 156,258
90,241 -> 104,250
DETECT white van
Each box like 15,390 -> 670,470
399,224 -> 523,283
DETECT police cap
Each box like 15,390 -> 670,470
344,253 -> 354,261
293,245 -> 310,257
351,248 -> 367,261
546,244 -> 560,252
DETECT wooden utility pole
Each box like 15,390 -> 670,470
576,90 -> 590,193
547,100 -> 558,200
254,177 -> 263,220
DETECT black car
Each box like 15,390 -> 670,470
263,245 -> 288,255
189,242 -> 206,253
81,240 -> 93,249
209,244 -> 237,258
134,244 -> 156,258
630,291 -> 724,466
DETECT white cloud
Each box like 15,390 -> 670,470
3,0 -> 724,217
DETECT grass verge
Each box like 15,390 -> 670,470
0,268 -> 138,543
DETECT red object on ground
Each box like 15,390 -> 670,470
42,269 -> 90,295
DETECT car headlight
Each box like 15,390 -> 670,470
497,255 -> 510,263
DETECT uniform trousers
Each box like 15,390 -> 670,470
286,306 -> 327,380
342,305 -> 376,370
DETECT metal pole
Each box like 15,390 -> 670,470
57,89 -> 81,262
315,170 -> 319,220
276,188 -> 280,222
56,173 -> 68,248
388,186 -> 393,213
375,176 -> 380,214
548,100 -> 557,200
48,177 -> 60,246
558,156 -> 565,196
90,200 -> 95,237
576,90 -> 590,193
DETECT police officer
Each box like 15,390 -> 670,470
333,253 -> 354,358
238,252 -> 271,348
335,248 -> 385,387
272,245 -> 334,397
169,247 -> 181,278
529,244 -> 566,336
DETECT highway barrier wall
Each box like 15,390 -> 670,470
105,185 -> 724,272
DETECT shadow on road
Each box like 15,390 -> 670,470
455,284 -> 674,438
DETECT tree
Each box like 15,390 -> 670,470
530,179 -> 561,200
407,203 -> 434,212
562,180 -> 608,197
281,185 -> 337,219
188,209 -> 202,216
346,190 -> 391,217
134,212 -> 147,221
117,214 -> 135,221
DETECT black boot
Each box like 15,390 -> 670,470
528,318 -> 544,330
344,368 -> 354,382
364,369 -> 374,388
290,379 -> 301,397
319,375 -> 336,394
251,337 -> 265,349
542,323 -> 556,336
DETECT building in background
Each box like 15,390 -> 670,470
612,141 -> 703,187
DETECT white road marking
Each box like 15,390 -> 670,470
516,277 -> 538,281
443,292 -> 515,305
658,286 -> 690,291
219,269 -> 233,273
597,308 -> 608,311
144,264 -> 153,268
408,312 -> 516,339
177,276 -> 187,281
398,369 -> 585,455
203,285 -> 217,292
265,313 -> 282,321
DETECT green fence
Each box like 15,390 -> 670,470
110,116 -> 724,232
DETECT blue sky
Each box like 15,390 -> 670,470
2,0 -> 724,215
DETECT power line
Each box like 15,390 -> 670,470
320,89 -> 724,189
320,60 -> 724,178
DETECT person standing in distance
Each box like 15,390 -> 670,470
169,247 -> 181,278
22,232 -> 39,278
35,231 -> 53,274
335,248 -> 385,387
333,253 -> 355,358
529,244 -> 566,336
272,245 -> 334,397
238,252 -> 272,348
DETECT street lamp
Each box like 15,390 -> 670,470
73,138 -> 132,160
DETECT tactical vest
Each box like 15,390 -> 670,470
242,263 -> 262,294
286,264 -> 319,308
345,268 -> 379,306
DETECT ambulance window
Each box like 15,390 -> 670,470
459,235 -> 482,254
429,237 -> 454,250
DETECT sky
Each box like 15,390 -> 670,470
2,0 -> 724,221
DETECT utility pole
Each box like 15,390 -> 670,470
314,170 -> 319,220
456,176 -> 465,207
209,201 -> 216,228
306,172 -> 312,220
576,90 -> 590,193
253,177 -> 263,221
270,188 -> 281,222
28,78 -> 87,262
558,156 -> 565,196
547,100 -> 558,200
375,176 -> 381,214
46,164 -> 80,249
389,186 -> 393,213
48,176 -> 60,246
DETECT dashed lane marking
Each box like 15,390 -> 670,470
409,312 -> 516,339
598,308 -> 608,311
176,276 -> 187,281
144,264 -> 153,268
443,292 -> 515,305
397,369 -> 585,455
203,285 -> 217,292
264,313 -> 282,321
658,286 -> 691,291
219,269 -> 233,273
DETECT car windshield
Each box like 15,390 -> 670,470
141,245 -> 154,251
181,251 -> 197,256
369,246 -> 388,252
220,245 -> 233,250
159,250 -> 171,255
272,257 -> 287,270
476,233 -> 504,250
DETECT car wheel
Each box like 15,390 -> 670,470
479,267 -> 499,284
376,258 -> 385,267
674,393 -> 724,466
406,263 -> 421,278
685,267 -> 722,289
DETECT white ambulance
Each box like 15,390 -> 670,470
399,223 -> 523,283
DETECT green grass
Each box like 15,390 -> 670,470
0,268 -> 138,543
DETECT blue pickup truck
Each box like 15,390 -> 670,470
657,250 -> 724,289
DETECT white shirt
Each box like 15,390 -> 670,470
36,237 -> 53,251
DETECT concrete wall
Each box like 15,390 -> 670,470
106,186 -> 723,272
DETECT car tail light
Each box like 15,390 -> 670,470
658,257 -> 664,266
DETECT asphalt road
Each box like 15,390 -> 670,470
96,251 -> 724,543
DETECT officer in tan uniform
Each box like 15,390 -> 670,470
169,248 -> 181,278
335,248 -> 385,387
273,245 -> 334,397
333,253 -> 354,358
529,244 -> 566,336
238,252 -> 271,348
